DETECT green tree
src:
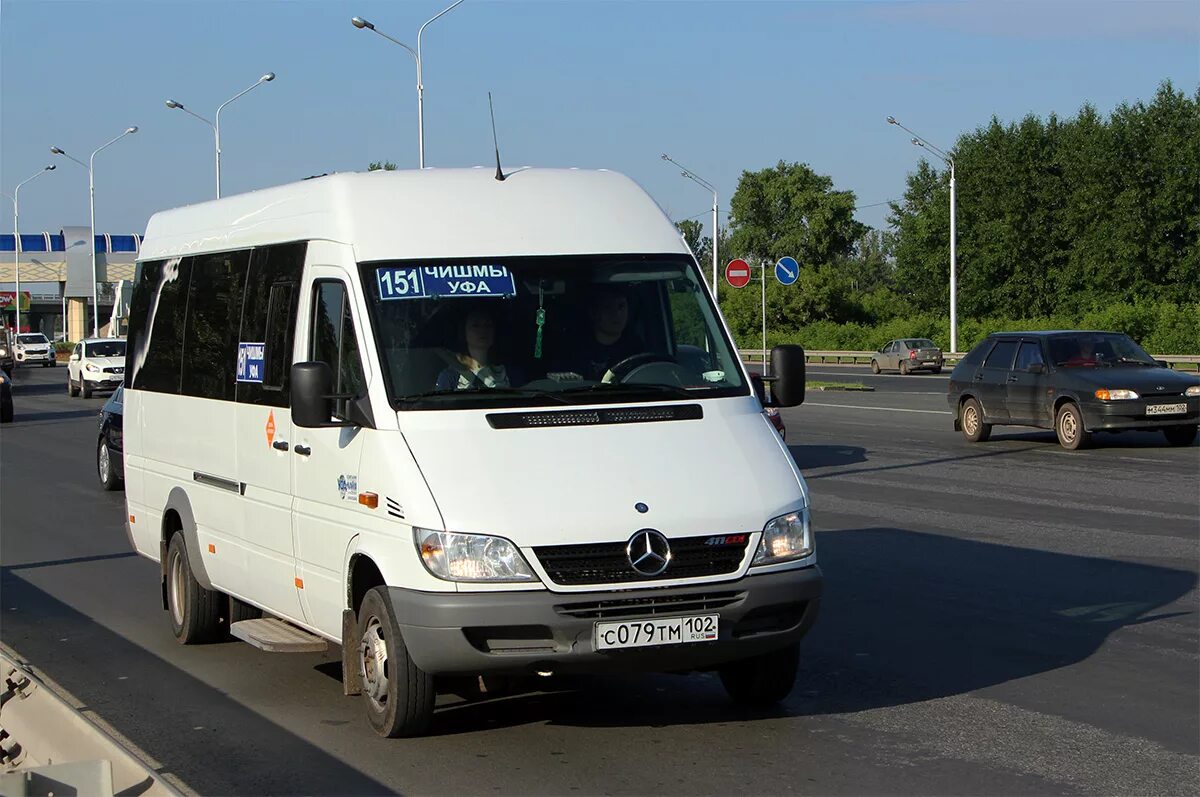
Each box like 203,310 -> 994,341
368,161 -> 398,171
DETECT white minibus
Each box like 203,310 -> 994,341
123,168 -> 821,737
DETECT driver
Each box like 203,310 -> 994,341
562,286 -> 645,381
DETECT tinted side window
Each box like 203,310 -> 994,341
237,243 -> 306,407
984,340 -> 1019,370
129,257 -> 192,394
310,280 -> 365,418
181,250 -> 249,401
1015,342 -> 1045,370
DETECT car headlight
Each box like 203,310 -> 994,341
752,508 -> 813,566
414,528 -> 536,582
1094,389 -> 1139,400
1186,386 -> 1200,398
85,363 -> 100,373
0,348 -> 7,356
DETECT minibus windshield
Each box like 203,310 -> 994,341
361,254 -> 749,410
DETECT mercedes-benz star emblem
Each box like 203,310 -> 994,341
626,529 -> 671,576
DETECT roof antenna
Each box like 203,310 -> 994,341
489,92 -> 506,182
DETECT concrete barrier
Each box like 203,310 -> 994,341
1,648 -> 183,797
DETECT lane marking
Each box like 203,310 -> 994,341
805,402 -> 953,416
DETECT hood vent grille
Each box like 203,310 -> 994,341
486,403 -> 702,429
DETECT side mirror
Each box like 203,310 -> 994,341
69,353 -> 80,361
1027,363 -> 1045,375
1155,359 -> 1170,368
291,361 -> 341,428
768,345 -> 806,407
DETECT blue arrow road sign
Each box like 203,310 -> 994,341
775,256 -> 799,286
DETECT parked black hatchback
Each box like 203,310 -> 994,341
948,331 -> 1199,450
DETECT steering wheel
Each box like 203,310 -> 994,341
601,353 -> 678,384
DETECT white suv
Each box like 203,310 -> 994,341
15,333 -> 56,367
68,338 -> 127,398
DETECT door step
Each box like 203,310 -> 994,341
230,618 -> 328,653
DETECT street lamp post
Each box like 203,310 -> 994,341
887,115 -> 958,354
352,0 -> 466,169
660,154 -> 719,295
52,125 -> 138,338
166,72 -> 275,198
8,166 -> 56,333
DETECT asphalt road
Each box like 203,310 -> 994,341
3,365 -> 1198,795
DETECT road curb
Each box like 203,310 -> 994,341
810,385 -> 876,392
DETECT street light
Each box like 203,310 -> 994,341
888,114 -> 958,353
166,72 -> 275,198
661,154 -> 719,295
7,166 -> 55,333
351,0 -> 466,169
52,125 -> 139,338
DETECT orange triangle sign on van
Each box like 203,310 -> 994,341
266,411 -> 276,446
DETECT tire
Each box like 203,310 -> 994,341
899,360 -> 910,375
67,376 -> 79,397
357,586 -> 435,738
42,362 -> 49,368
0,402 -> 12,424
81,378 -> 92,399
932,366 -> 942,374
719,644 -> 800,707
50,359 -> 57,368
97,439 -> 123,491
1163,425 -> 1198,447
1055,402 -> 1090,450
229,595 -> 263,624
870,359 -> 880,374
960,398 -> 991,443
166,532 -> 224,644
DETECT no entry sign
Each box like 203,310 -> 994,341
725,259 -> 751,289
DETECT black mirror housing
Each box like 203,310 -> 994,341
769,345 -> 806,407
291,361 -> 338,428
1027,362 -> 1045,375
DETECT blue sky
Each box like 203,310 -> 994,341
2,0 -> 1196,239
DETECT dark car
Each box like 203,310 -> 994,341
98,385 -> 124,490
0,369 -> 12,423
948,331 -> 1199,450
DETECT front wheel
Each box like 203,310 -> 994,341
80,378 -> 92,399
1055,403 -> 1090,450
68,376 -> 79,397
166,532 -> 224,644
870,359 -> 881,374
1163,425 -> 1198,447
960,398 -> 991,442
98,439 -> 123,491
719,644 -> 800,706
932,366 -> 942,374
358,587 -> 435,737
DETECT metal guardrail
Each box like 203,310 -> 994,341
739,349 -> 1200,371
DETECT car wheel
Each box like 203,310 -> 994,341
98,438 -> 123,491
358,586 -> 435,738
166,532 -> 224,644
870,359 -> 880,374
960,398 -> 991,442
67,376 -> 79,397
80,378 -> 92,399
1055,402 -> 1090,450
932,366 -> 942,374
1162,425 -> 1198,447
899,361 -> 910,375
0,402 -> 12,424
719,643 -> 800,706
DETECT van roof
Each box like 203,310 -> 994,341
140,168 -> 688,263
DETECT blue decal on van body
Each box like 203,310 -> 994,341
377,265 -> 516,300
236,342 -> 266,383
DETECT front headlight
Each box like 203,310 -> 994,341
752,508 -> 813,566
85,362 -> 100,373
0,347 -> 7,356
1094,389 -> 1139,400
1186,386 -> 1200,398
414,528 -> 536,582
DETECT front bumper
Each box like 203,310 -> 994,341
83,371 -> 124,388
390,566 -> 822,676
1083,397 -> 1199,431
17,350 -> 53,363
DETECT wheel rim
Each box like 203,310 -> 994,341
98,443 -> 110,481
1060,410 -> 1077,442
963,405 -> 978,436
168,551 -> 186,626
360,615 -> 390,712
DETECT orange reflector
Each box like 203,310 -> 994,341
128,514 -> 136,524
1095,389 -> 1110,400
208,544 -> 216,554
358,492 -> 379,509
295,578 -> 304,589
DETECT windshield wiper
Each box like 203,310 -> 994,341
1114,357 -> 1154,366
555,382 -> 697,400
398,386 -> 570,405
